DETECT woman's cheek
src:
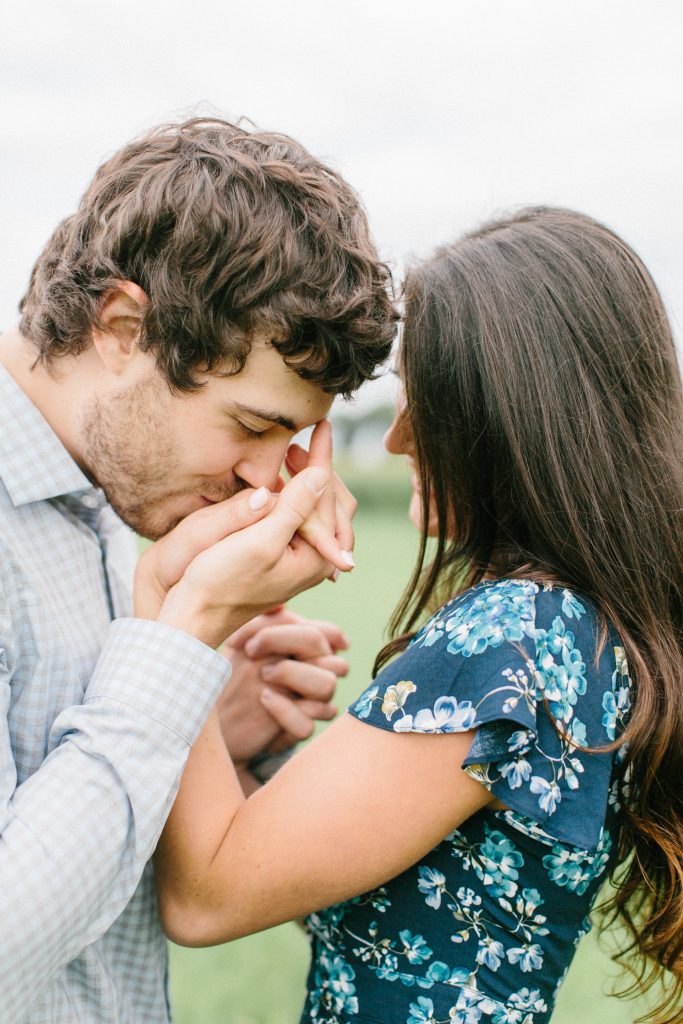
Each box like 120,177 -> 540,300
408,490 -> 422,532
408,491 -> 440,536
425,502 -> 440,537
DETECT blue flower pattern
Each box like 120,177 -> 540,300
303,581 -> 631,1024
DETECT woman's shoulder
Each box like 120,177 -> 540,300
413,578 -> 600,658
349,578 -> 630,849
353,579 -> 620,727
386,579 -> 628,734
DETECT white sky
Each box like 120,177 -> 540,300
1,0 -> 681,408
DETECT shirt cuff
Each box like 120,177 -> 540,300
84,618 -> 231,744
247,746 -> 297,784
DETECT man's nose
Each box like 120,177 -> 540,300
233,438 -> 291,492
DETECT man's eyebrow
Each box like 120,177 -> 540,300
229,401 -> 299,433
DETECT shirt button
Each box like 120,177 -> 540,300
81,494 -> 99,509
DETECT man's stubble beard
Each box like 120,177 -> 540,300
81,376 -> 190,540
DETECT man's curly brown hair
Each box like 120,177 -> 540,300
20,117 -> 398,394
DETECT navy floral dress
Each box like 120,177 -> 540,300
301,579 -> 631,1024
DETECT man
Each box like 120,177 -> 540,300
0,117 -> 396,1022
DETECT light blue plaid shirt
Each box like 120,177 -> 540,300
0,363 -> 231,1023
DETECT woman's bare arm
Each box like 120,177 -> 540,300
155,709 -> 494,946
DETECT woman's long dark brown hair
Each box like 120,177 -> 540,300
376,207 -> 683,1022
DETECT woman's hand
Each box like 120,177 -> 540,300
285,421 -> 357,576
134,487 -> 276,620
155,466 -> 343,647
134,420 -> 357,622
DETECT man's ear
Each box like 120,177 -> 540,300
91,280 -> 149,375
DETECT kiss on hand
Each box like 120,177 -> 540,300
134,420 -> 357,649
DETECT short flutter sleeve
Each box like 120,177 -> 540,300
348,579 -> 631,851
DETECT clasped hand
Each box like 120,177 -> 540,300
217,606 -> 349,774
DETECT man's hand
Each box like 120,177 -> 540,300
134,487 -> 276,620
155,465 -> 351,647
134,420 -> 357,627
217,607 -> 350,767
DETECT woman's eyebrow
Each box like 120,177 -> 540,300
228,401 -> 298,433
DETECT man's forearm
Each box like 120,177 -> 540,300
0,618 -> 229,1023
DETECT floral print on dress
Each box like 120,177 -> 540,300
303,580 -> 630,1024
350,579 -> 628,850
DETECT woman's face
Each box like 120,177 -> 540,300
383,386 -> 439,536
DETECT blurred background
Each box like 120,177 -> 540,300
2,1 -> 681,1020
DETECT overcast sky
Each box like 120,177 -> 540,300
2,0 -> 681,408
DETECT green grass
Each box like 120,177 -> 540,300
168,494 -> 660,1024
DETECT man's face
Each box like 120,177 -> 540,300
82,339 -> 334,539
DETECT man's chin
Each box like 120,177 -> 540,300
137,517 -> 183,542
108,490 -> 236,541
108,499 -> 192,542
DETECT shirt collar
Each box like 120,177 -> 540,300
0,362 -> 94,506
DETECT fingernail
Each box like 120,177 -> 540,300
245,639 -> 258,657
261,664 -> 275,680
303,468 -> 328,495
260,686 -> 274,702
341,550 -> 355,567
330,568 -> 341,583
249,486 -> 270,510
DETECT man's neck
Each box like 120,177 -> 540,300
0,326 -> 89,471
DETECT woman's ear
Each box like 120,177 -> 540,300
92,280 -> 149,375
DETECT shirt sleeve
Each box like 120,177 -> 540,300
0,606 -> 230,1023
348,580 -> 628,852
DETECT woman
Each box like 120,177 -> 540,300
152,207 -> 683,1024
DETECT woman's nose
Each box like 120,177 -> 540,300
384,410 -> 413,455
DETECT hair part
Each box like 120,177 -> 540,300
376,207 -> 683,1022
20,117 -> 398,395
